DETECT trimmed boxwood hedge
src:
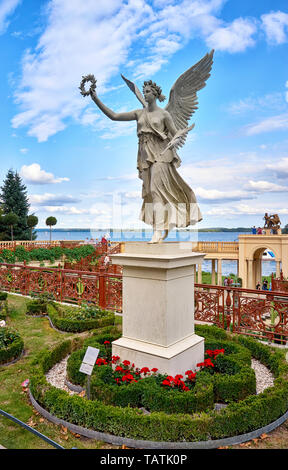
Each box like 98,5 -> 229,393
47,303 -> 115,333
0,328 -> 24,365
86,336 -> 256,411
66,329 -> 121,386
29,325 -> 288,442
26,301 -> 48,316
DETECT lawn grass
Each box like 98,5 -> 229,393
0,294 -> 121,449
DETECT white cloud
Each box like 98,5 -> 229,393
245,180 -> 288,192
0,0 -> 21,34
43,205 -> 107,216
266,158 -> 288,179
205,17 -> 257,52
195,187 -> 254,203
29,193 -> 80,206
20,163 -> 69,184
11,0 -> 154,141
245,113 -> 288,135
12,0 -> 266,141
261,10 -> 288,45
226,92 -> 287,115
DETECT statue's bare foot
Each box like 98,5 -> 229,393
160,230 -> 168,241
148,231 -> 163,244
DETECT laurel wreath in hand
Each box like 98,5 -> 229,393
79,74 -> 97,97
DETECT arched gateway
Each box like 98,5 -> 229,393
238,234 -> 288,289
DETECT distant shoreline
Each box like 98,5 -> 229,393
36,227 -> 252,233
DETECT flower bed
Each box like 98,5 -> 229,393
0,327 -> 24,365
67,333 -> 255,412
29,325 -> 288,442
47,303 -> 115,333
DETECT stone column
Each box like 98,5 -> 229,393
217,259 -> 222,286
211,259 -> 216,285
276,260 -> 281,278
111,242 -> 205,376
197,262 -> 202,284
247,259 -> 254,289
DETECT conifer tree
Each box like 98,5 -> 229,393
0,169 -> 33,240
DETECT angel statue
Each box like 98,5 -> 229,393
80,50 -> 214,243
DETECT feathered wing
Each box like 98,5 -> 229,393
121,74 -> 147,108
165,50 -> 214,149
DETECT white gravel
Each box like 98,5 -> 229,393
45,356 -> 76,395
46,356 -> 275,396
251,358 -> 274,394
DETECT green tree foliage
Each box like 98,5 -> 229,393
46,216 -> 57,242
282,224 -> 288,234
3,212 -> 19,241
0,169 -> 32,240
27,215 -> 38,241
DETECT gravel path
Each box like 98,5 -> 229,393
251,358 -> 274,394
45,356 -> 275,396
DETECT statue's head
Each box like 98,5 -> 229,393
143,80 -> 166,102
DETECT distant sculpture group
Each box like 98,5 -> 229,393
263,213 -> 281,231
80,51 -> 214,243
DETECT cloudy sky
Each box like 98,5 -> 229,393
0,0 -> 288,230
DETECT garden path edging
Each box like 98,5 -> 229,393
28,389 -> 288,449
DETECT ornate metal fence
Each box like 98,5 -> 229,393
0,263 -> 122,312
195,283 -> 288,345
0,261 -> 287,344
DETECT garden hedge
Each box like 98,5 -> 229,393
66,329 -> 121,386
29,325 -> 288,442
0,328 -> 24,365
47,303 -> 115,333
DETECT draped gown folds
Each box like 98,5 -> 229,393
137,108 -> 202,231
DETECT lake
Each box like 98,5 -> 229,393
35,229 -> 275,277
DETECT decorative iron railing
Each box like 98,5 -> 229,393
195,283 -> 288,345
0,262 -> 287,344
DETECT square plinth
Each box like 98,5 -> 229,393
112,334 -> 205,377
111,242 -> 205,375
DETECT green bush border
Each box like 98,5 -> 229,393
47,304 -> 115,333
0,328 -> 24,365
66,329 -> 121,386
29,325 -> 288,442
85,336 -> 255,412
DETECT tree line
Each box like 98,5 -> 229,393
0,169 -> 57,241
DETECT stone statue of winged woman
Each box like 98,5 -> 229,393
80,50 -> 214,243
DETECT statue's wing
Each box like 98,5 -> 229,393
121,74 -> 147,108
165,50 -> 214,142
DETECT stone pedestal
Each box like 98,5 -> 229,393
111,242 -> 205,376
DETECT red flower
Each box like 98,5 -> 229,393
140,367 -> 150,375
187,372 -> 196,381
115,365 -> 124,373
122,360 -> 131,367
151,368 -> 158,373
104,340 -> 110,345
112,355 -> 120,364
162,379 -> 171,386
96,358 -> 107,366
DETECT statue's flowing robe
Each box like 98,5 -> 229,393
136,108 -> 202,230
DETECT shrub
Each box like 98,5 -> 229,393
0,327 -> 24,365
47,303 -> 115,333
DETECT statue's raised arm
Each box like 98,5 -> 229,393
79,74 -> 138,122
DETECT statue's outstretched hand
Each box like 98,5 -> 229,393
79,74 -> 97,97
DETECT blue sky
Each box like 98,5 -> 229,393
0,0 -> 288,230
